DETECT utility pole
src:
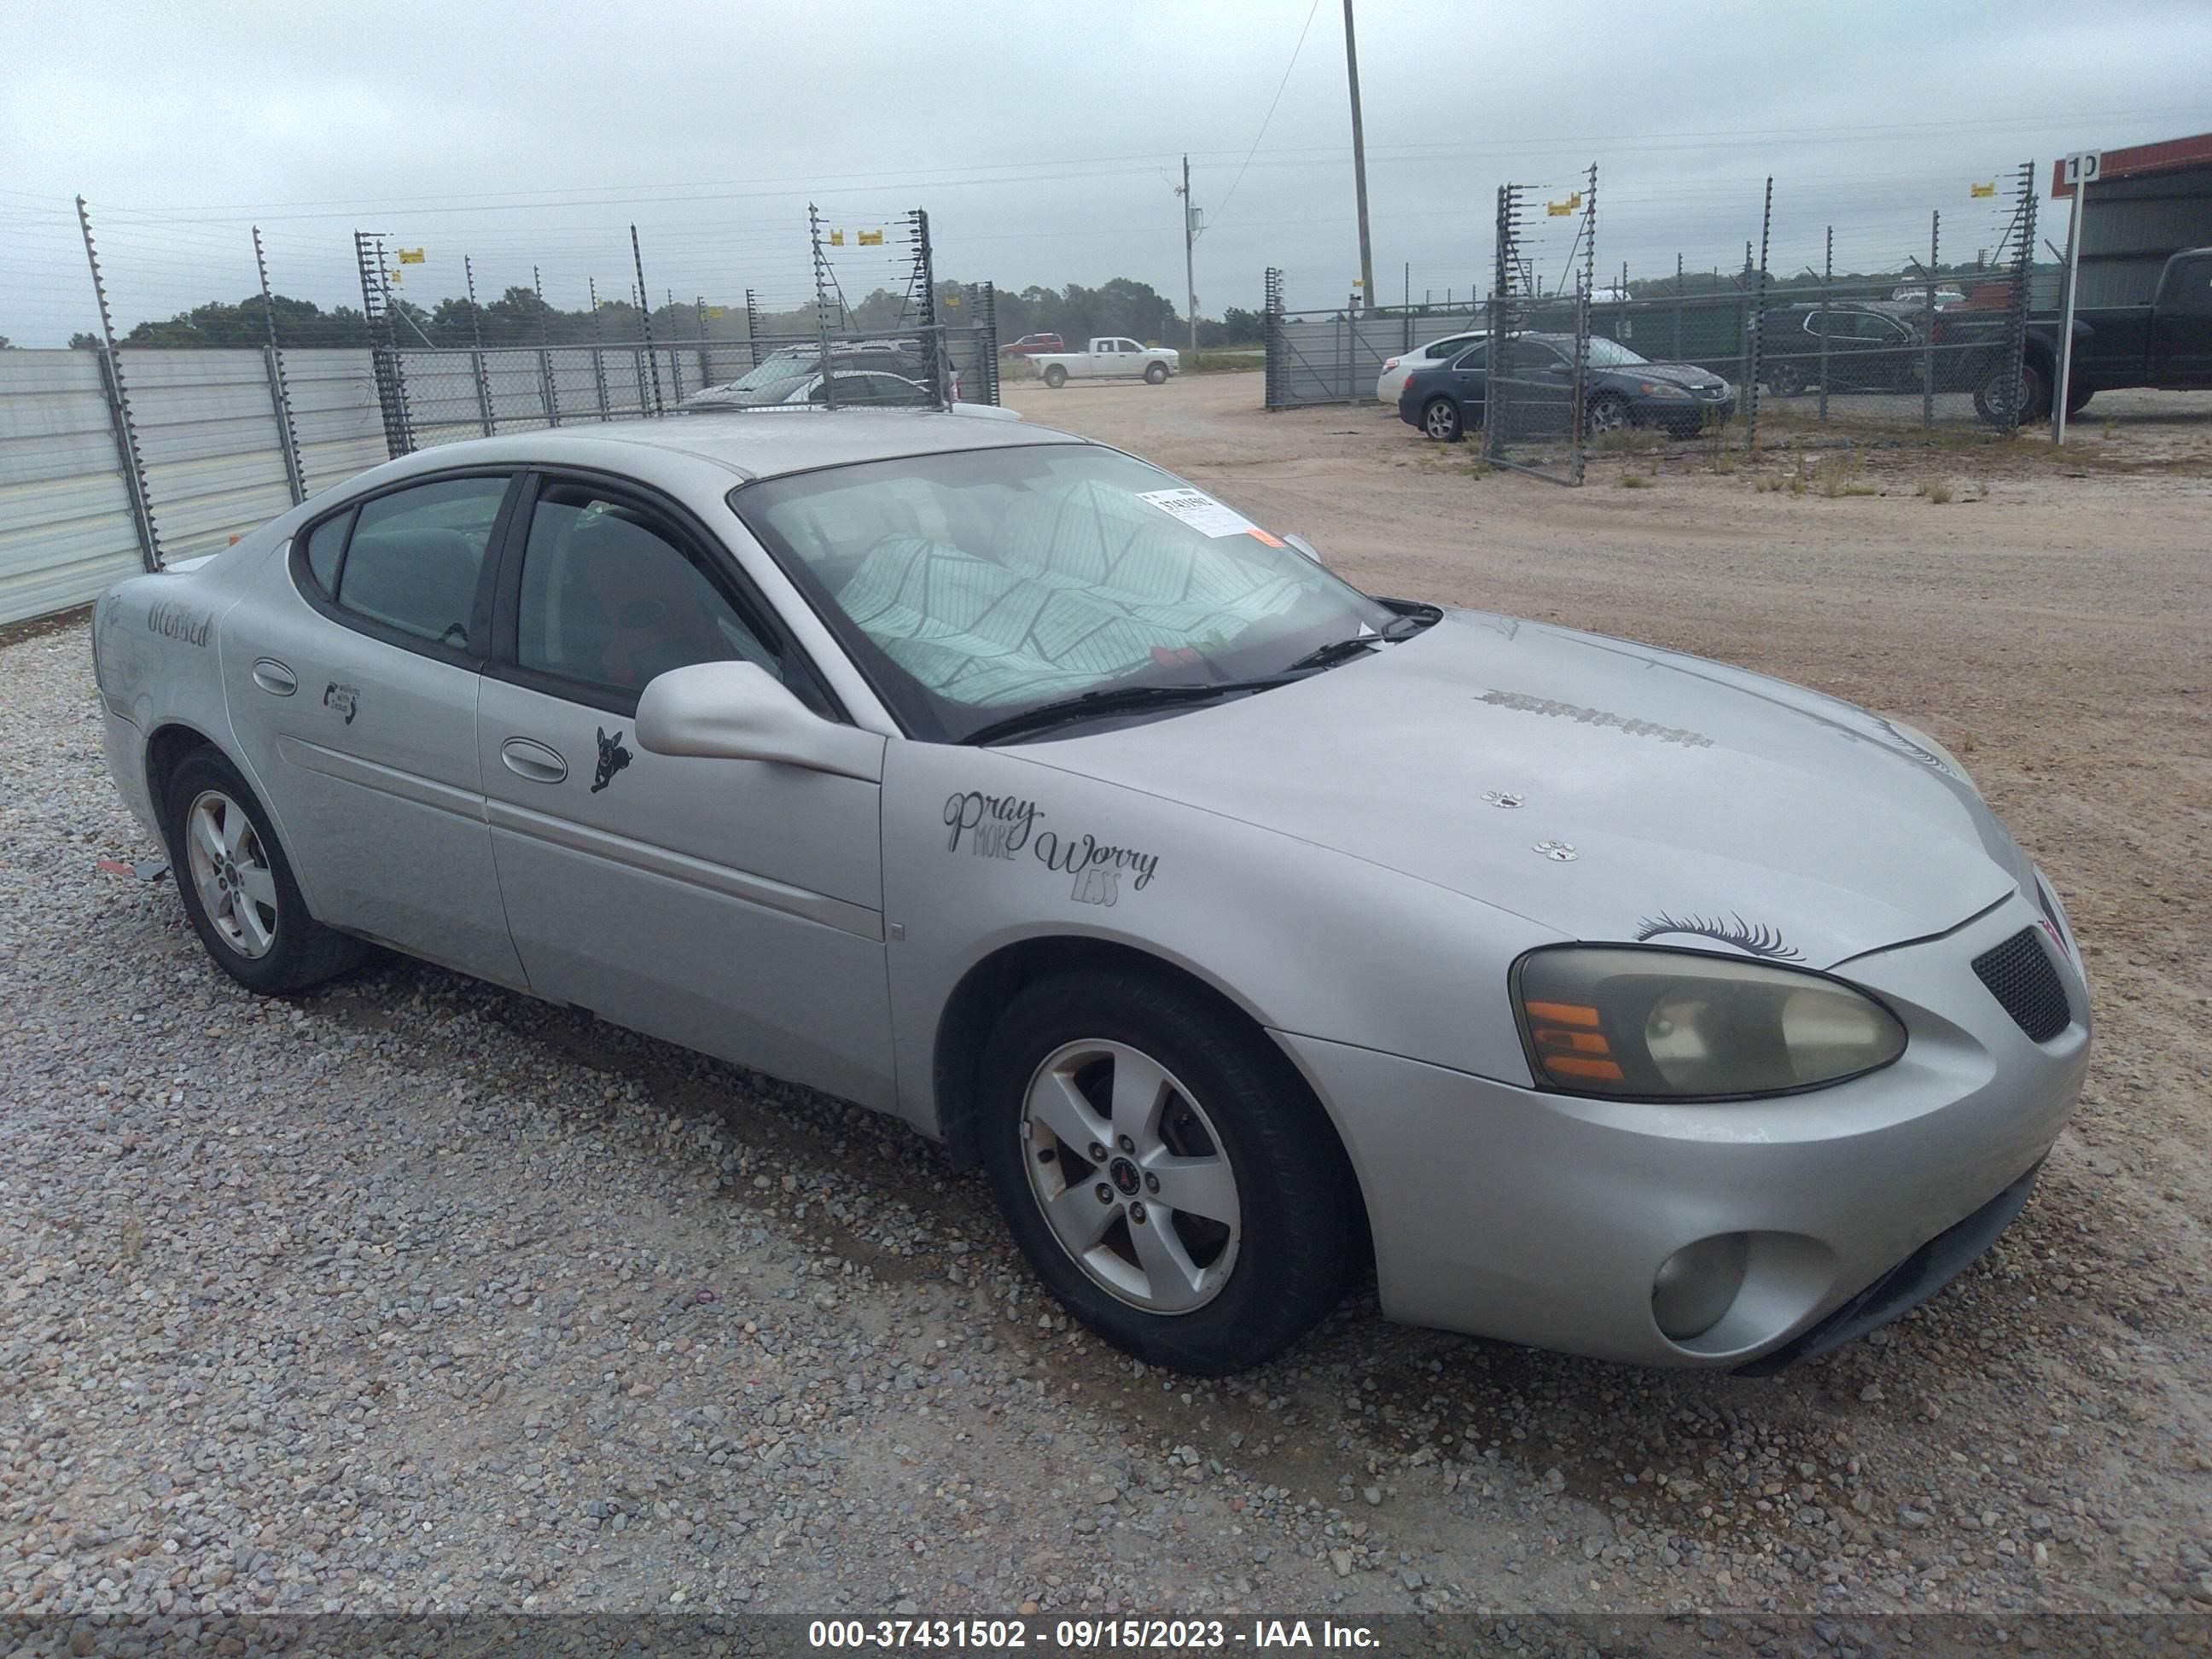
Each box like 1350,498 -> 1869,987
1342,0 -> 1375,310
1177,154 -> 1199,360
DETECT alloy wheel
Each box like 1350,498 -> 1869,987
1020,1039 -> 1242,1314
183,789 -> 278,958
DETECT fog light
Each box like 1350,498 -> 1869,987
1652,1235 -> 1750,1341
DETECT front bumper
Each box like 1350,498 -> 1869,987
1274,891 -> 2088,1369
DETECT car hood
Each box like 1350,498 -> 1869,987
1601,361 -> 1724,390
1016,612 -> 2024,968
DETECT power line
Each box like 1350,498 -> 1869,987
1212,0 -> 1325,230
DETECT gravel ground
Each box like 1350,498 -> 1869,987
3,375 -> 2208,1626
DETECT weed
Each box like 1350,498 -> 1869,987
1971,479 -> 1991,501
1712,451 -> 1738,475
2099,421 -> 2118,440
1812,451 -> 1872,498
1618,471 -> 1655,488
1916,476 -> 1955,504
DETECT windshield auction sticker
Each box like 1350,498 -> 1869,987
1137,487 -> 1265,539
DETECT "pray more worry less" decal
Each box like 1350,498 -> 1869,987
943,791 -> 1160,909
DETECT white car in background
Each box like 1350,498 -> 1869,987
1377,331 -> 1485,405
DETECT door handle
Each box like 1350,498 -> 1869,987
251,658 -> 297,696
501,737 -> 568,784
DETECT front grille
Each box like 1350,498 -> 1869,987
1971,928 -> 2070,1043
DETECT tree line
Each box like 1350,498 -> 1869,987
61,277 -> 1267,354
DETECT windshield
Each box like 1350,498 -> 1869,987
722,350 -> 816,394
735,445 -> 1393,742
1585,337 -> 1650,368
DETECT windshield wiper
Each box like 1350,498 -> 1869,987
1280,610 -> 1435,673
958,678 -> 1295,747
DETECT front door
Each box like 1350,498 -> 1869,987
477,473 -> 896,1108
224,470 -> 527,987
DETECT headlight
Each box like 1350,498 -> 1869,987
1515,946 -> 1906,1100
1639,381 -> 1693,398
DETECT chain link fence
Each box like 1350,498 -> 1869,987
1262,162 -> 2045,473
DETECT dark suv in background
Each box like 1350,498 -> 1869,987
1761,301 -> 1930,396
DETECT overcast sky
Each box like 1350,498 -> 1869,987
4,0 -> 2209,344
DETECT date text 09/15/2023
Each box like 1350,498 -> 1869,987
806,1616 -> 1381,1650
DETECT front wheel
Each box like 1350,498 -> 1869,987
978,971 -> 1359,1374
1421,396 -> 1463,443
164,748 -> 365,995
1144,362 -> 1169,385
1586,393 -> 1631,436
1042,364 -> 1068,388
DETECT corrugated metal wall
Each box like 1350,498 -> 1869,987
119,349 -> 298,560
0,347 -> 387,626
0,350 -> 144,627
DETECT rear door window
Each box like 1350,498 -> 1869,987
335,476 -> 512,649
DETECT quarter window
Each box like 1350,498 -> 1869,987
302,509 -> 350,595
332,475 -> 509,649
514,481 -> 789,701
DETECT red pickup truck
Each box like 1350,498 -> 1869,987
1000,333 -> 1066,358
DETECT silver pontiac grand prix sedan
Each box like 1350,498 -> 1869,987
92,409 -> 2090,1376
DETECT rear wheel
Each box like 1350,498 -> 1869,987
1974,356 -> 2052,427
1765,361 -> 1807,397
1421,397 -> 1463,443
1042,364 -> 1068,388
163,748 -> 364,995
1144,362 -> 1169,385
978,971 -> 1359,1374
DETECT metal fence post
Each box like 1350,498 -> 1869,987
95,348 -> 161,573
1745,178 -> 1772,454
78,198 -> 161,570
1923,210 -> 1939,431
535,265 -> 561,428
1818,226 -> 1832,423
1262,267 -> 1285,410
587,277 -> 612,420
464,256 -> 495,437
1673,253 -> 1684,361
352,230 -> 413,458
655,291 -> 681,403
632,225 -> 663,415
252,226 -> 306,504
2000,160 -> 2038,438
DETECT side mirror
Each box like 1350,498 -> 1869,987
635,661 -> 883,783
1283,533 -> 1325,565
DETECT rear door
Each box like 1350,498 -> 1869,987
475,470 -> 896,1108
2153,254 -> 2212,384
222,470 -> 527,985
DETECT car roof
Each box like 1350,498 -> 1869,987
364,410 -> 1086,486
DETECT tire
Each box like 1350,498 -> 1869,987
1042,364 -> 1068,388
1420,397 -> 1463,443
162,747 -> 365,995
2066,379 -> 2093,416
977,970 -> 1360,1374
1586,393 -> 1631,437
1144,362 -> 1169,385
1765,361 -> 1807,397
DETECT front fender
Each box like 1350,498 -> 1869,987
879,738 -> 1560,1138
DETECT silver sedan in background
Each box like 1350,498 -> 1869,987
93,409 -> 2088,1374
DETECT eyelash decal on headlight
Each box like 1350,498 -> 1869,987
1635,911 -> 1805,962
